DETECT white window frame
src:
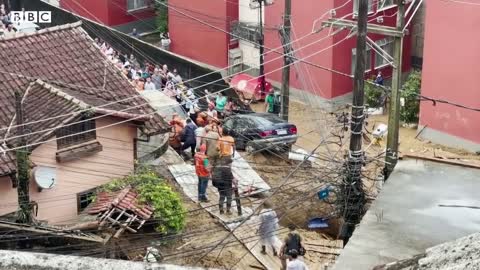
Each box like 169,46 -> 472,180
353,0 -> 374,16
351,47 -> 372,75
374,37 -> 394,69
127,0 -> 149,12
377,0 -> 397,11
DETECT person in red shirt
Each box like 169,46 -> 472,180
194,144 -> 210,202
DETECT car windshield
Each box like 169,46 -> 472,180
251,114 -> 284,127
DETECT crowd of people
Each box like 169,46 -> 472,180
0,4 -> 19,38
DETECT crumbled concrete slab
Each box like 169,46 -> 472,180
0,249 -> 215,270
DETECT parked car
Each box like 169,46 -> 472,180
222,113 -> 298,153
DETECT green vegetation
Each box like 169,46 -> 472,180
364,79 -> 384,108
102,167 -> 185,234
400,70 -> 422,123
155,0 -> 168,34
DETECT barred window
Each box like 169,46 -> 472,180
56,118 -> 96,149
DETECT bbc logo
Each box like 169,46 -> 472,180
11,11 -> 52,23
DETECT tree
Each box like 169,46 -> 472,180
400,70 -> 422,123
155,0 -> 169,34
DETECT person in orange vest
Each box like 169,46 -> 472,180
168,115 -> 184,155
194,144 -> 210,202
218,129 -> 235,158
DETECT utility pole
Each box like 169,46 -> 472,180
280,0 -> 291,121
342,0 -> 368,245
15,91 -> 33,224
384,0 -> 405,179
258,0 -> 266,98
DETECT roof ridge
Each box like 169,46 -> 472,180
0,21 -> 83,42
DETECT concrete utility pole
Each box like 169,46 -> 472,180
14,91 -> 33,224
258,0 -> 266,98
322,0 -> 407,242
323,4 -> 406,174
384,0 -> 405,179
342,0 -> 368,245
280,0 -> 291,121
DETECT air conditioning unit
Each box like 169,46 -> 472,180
228,48 -> 243,76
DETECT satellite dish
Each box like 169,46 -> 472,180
33,166 -> 56,190
237,80 -> 248,91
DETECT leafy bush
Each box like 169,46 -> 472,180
102,167 -> 185,234
155,0 -> 168,34
364,79 -> 384,108
400,70 -> 422,123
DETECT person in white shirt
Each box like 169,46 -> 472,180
144,77 -> 156,91
257,203 -> 280,256
286,250 -> 308,270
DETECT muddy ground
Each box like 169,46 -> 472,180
137,100 -> 478,269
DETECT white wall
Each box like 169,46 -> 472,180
238,0 -> 262,71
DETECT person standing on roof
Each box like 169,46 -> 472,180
280,224 -> 305,270
257,202 -> 279,256
215,92 -> 227,118
204,125 -> 220,166
194,144 -> 210,202
212,157 -> 236,215
265,89 -> 275,114
169,115 -> 184,155
218,129 -> 235,158
181,119 -> 197,159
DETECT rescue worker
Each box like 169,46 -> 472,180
280,224 -> 305,270
218,129 -> 235,158
257,202 -> 279,256
194,144 -> 210,202
212,157 -> 235,215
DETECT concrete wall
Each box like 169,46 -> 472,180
0,117 -> 136,224
60,0 -> 155,27
238,0 -> 262,73
263,0 -> 412,102
411,0 -> 425,69
60,0 -> 110,24
168,0 -> 238,68
418,0 -> 480,151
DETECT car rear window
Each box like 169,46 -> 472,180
251,114 -> 284,126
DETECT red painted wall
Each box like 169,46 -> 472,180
264,0 -> 336,98
61,0 -> 110,24
419,0 -> 480,144
108,0 -> 156,26
168,0 -> 238,68
264,0 -> 411,99
61,0 -> 155,26
331,1 -> 412,97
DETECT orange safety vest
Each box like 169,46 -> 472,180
218,136 -> 235,157
194,152 -> 210,177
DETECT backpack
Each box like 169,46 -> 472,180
284,233 -> 306,256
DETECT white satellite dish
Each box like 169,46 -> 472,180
33,166 -> 57,190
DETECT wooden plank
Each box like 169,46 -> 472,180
303,244 -> 341,255
304,239 -> 344,249
401,154 -> 480,169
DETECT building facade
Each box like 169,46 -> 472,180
168,0 -> 412,106
418,0 -> 480,151
60,0 -> 157,33
168,0 -> 239,69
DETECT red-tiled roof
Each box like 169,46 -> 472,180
0,22 -> 168,176
88,187 -> 154,220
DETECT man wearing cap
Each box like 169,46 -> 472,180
194,144 -> 210,202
